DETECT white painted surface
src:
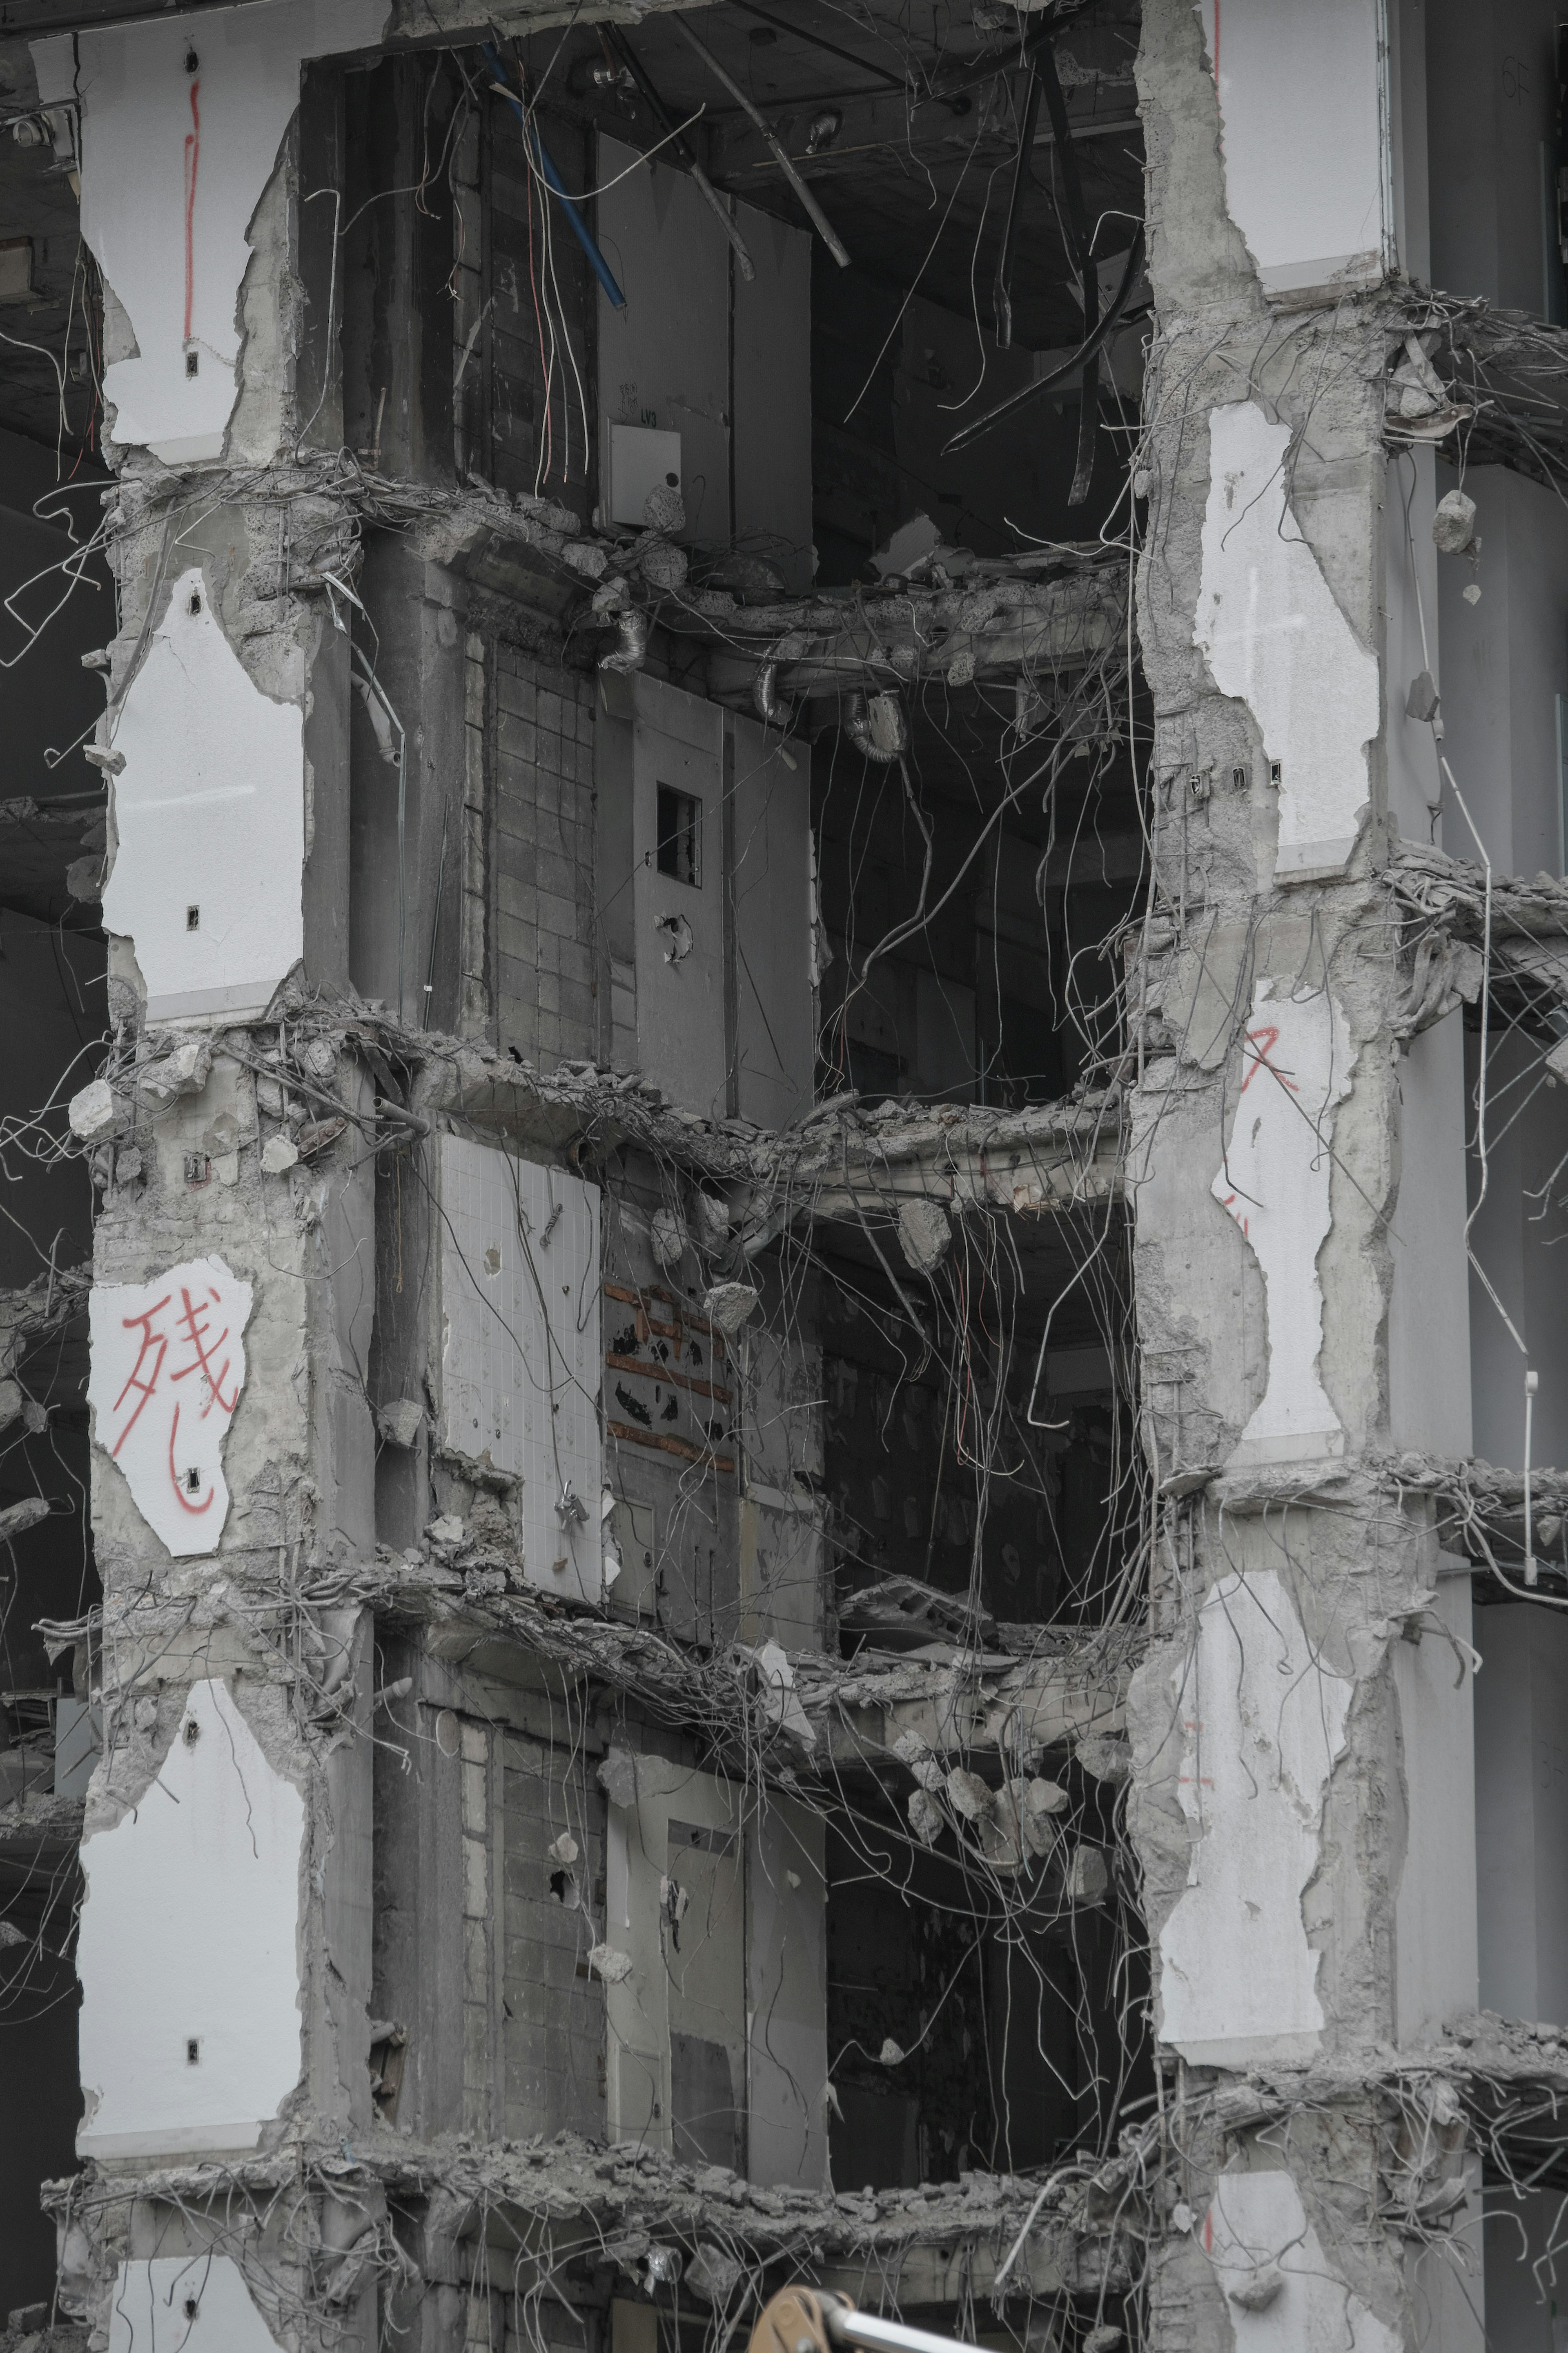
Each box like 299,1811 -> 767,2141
1199,0 -> 1387,293
1212,979 -> 1356,1464
1159,1570 -> 1353,2068
439,1136 -> 603,1604
33,0 -> 385,461
632,673 -> 727,1116
1388,1012 -> 1473,1459
108,2256 -> 283,2353
1393,1573 -> 1478,2041
1195,401 -> 1381,879
103,570 -> 304,1021
78,1679 -> 304,2156
730,711 -> 814,1127
1204,2169 -> 1401,2353
88,1254 -> 252,1557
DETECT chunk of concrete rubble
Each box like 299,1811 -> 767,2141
946,1766 -> 993,1821
1228,2267 -> 1285,2312
684,2244 -> 743,2306
588,1943 -> 633,1984
908,1787 -> 943,1845
1019,1778 -> 1067,1857
1432,488 -> 1477,554
1075,1732 -> 1131,1784
260,1135 -> 298,1174
427,1514 -> 466,1550
376,1398 -> 424,1450
598,1747 -> 639,1807
691,1191 -> 730,1249
897,1195 -> 951,1274
67,1079 -> 119,1144
650,1206 -> 686,1271
703,1281 -> 760,1336
1064,1845 -> 1109,1905
138,1032 -> 214,1108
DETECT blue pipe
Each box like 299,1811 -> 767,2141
483,48 -> 626,309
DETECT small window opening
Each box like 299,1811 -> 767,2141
183,1718 -> 200,1746
185,349 -> 198,378
185,1467 -> 201,1494
186,905 -> 200,930
187,589 -> 201,616
184,47 -> 198,71
1269,759 -> 1283,785
185,2037 -> 200,2063
184,1153 -> 209,1187
1231,764 -> 1247,792
656,784 -> 702,887
183,2298 -> 200,2322
664,469 -> 679,487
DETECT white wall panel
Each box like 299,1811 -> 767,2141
439,1135 -> 602,1604
632,674 -> 727,1117
34,0 -> 386,462
77,1679 -> 304,2158
104,569 -> 305,1021
1201,0 -> 1387,294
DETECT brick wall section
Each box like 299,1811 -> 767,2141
501,1732 -> 606,2140
492,648 -> 599,1068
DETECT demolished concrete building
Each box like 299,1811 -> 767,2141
5,0 -> 1568,2345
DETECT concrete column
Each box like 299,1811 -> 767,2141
46,6 -> 382,2343
1127,5 -> 1482,2349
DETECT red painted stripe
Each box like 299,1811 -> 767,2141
183,80 -> 200,345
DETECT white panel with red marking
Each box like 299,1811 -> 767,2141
33,0 -> 387,462
88,1254 -> 253,1557
1211,976 -> 1357,1465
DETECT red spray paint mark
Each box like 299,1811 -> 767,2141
183,80 -> 201,344
1240,1024 -> 1299,1094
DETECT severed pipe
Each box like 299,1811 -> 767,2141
604,27 -> 756,283
993,58 -> 1043,350
668,13 -> 851,268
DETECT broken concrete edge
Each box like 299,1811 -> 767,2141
66,983 -> 1125,1232
95,451 -> 1127,710
1388,283 -> 1568,488
1387,837 -> 1568,943
44,1546 -> 1138,1784
37,2128 -> 1143,2286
